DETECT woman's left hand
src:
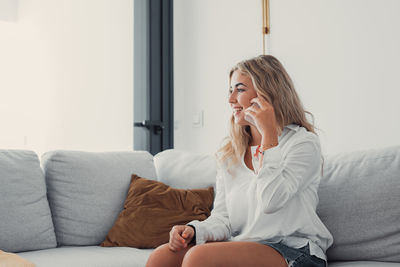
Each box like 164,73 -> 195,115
244,94 -> 279,145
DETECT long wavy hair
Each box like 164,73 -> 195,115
216,55 -> 323,175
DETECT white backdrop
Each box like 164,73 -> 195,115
174,0 -> 400,156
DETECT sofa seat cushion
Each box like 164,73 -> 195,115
329,261 -> 400,267
41,150 -> 157,247
17,246 -> 154,267
0,150 -> 57,253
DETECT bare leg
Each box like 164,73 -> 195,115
181,241 -> 287,267
145,243 -> 195,267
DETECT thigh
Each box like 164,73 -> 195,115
145,243 -> 195,267
181,241 -> 287,267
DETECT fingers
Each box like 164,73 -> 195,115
245,105 -> 258,113
168,225 -> 188,252
169,237 -> 185,251
244,109 -> 256,117
170,225 -> 186,242
250,98 -> 261,107
182,227 -> 193,239
169,239 -> 185,252
251,95 -> 271,108
256,92 -> 268,100
168,242 -> 179,252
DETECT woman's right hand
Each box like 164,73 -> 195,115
168,225 -> 194,252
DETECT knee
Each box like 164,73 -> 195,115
145,243 -> 171,267
181,245 -> 208,267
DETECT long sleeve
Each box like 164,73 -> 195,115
255,134 -> 322,214
186,168 -> 232,244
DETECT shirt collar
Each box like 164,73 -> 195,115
285,123 -> 300,132
278,123 -> 300,143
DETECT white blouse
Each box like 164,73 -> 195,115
187,123 -> 334,262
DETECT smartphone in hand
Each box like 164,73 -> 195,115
244,102 -> 259,126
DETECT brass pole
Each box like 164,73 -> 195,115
262,0 -> 270,54
263,0 -> 270,34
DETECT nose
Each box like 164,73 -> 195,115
228,90 -> 237,104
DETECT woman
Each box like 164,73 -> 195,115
146,55 -> 333,267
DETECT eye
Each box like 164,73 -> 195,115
228,88 -> 245,95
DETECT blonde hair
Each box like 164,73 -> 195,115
216,55 -> 323,174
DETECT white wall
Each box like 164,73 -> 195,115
174,0 -> 400,156
174,0 -> 263,154
0,0 -> 133,157
268,0 -> 400,155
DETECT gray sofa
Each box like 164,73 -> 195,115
0,146 -> 399,267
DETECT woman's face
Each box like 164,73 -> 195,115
228,70 -> 258,125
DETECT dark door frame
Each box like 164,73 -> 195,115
133,0 -> 174,155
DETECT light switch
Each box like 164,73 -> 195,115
192,110 -> 203,128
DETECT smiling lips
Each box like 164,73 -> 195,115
233,107 -> 243,115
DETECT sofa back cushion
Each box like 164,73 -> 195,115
42,150 -> 157,246
154,149 -> 217,190
0,150 -> 57,252
317,145 -> 400,262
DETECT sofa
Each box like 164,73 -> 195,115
0,145 -> 399,267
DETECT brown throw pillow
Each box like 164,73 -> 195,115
101,174 -> 214,248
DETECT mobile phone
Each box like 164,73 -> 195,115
244,102 -> 259,126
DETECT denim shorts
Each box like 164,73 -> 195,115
258,240 -> 327,267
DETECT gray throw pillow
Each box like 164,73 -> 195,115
317,145 -> 400,262
0,150 -> 57,252
42,150 -> 157,246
